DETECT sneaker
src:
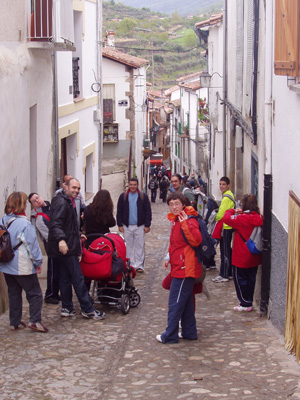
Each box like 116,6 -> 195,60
205,266 -> 211,271
81,310 -> 105,320
61,308 -> 76,317
228,275 -> 233,280
156,334 -> 163,343
10,321 -> 26,331
234,305 -> 253,312
45,297 -> 59,305
28,322 -> 48,333
212,275 -> 229,283
209,265 -> 217,269
136,268 -> 144,273
178,332 -> 183,339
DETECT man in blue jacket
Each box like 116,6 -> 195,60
117,177 -> 152,273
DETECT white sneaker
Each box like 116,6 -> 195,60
156,334 -> 163,343
212,275 -> 229,283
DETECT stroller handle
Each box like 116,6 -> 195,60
85,233 -> 116,251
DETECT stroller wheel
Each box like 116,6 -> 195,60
129,292 -> 141,307
120,294 -> 130,315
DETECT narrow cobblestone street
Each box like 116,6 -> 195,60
0,200 -> 300,400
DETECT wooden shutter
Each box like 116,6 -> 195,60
274,0 -> 300,76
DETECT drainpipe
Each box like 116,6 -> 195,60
260,0 -> 273,315
252,0 -> 259,145
223,0 -> 228,176
52,51 -> 59,191
96,0 -> 103,189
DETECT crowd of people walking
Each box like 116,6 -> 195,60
0,170 -> 263,338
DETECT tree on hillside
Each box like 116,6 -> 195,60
184,32 -> 198,48
116,17 -> 138,36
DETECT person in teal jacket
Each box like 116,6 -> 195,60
212,176 -> 235,283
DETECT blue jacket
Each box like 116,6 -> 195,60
117,190 -> 152,228
0,214 -> 43,275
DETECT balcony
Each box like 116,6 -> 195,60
27,0 -> 75,51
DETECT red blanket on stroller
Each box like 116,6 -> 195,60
80,233 -> 127,280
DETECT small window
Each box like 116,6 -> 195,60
103,84 -> 115,121
72,57 -> 80,98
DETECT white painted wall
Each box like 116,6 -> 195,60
102,58 -> 130,140
0,41 -> 53,213
272,77 -> 300,230
56,0 -> 99,198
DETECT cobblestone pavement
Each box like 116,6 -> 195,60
1,200 -> 300,400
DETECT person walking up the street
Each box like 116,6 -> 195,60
148,175 -> 158,203
159,176 -> 170,203
117,177 -> 152,273
28,192 -> 60,305
48,178 -> 105,320
223,194 -> 263,312
0,192 -> 48,332
212,177 -> 235,283
156,192 -> 203,344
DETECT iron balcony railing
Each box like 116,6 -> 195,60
27,0 -> 74,45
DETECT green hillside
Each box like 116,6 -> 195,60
103,2 -> 222,88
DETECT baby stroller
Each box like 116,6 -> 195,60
80,233 -> 140,314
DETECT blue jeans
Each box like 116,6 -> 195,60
57,255 -> 94,313
161,277 -> 197,343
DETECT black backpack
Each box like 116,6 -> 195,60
149,181 -> 156,190
0,218 -> 22,263
181,215 -> 216,265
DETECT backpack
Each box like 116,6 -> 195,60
206,194 -> 235,235
181,215 -> 216,265
239,226 -> 263,255
149,181 -> 156,190
0,218 -> 22,263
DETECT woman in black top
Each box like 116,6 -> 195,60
83,189 -> 116,248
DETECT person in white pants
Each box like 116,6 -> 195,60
117,178 -> 152,273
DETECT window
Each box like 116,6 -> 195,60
103,84 -> 115,122
72,57 -> 80,98
274,0 -> 300,76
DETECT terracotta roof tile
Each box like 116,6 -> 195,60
165,85 -> 180,96
176,71 -> 202,82
195,13 -> 223,29
102,47 -> 149,68
179,80 -> 201,90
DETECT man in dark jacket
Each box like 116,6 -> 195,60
117,177 -> 152,273
48,178 -> 105,320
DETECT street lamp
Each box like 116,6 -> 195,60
200,71 -> 223,88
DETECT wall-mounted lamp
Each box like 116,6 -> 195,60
200,71 -> 223,88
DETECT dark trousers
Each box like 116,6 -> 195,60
220,229 -> 233,278
161,277 -> 197,343
4,273 -> 43,326
151,189 -> 157,202
161,190 -> 167,203
233,265 -> 258,307
57,255 -> 94,313
45,257 -> 60,299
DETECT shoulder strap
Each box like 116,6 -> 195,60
6,217 -> 17,228
238,232 -> 247,242
35,212 -> 50,222
223,194 -> 236,204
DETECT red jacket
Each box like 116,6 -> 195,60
223,209 -> 263,268
167,206 -> 203,279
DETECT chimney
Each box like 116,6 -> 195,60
106,30 -> 115,48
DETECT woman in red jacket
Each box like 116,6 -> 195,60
223,194 -> 263,312
156,192 -> 203,344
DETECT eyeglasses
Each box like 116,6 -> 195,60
169,202 -> 182,208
